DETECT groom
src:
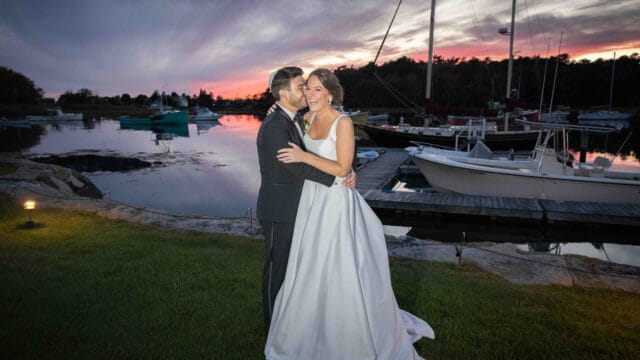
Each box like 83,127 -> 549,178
256,66 -> 354,330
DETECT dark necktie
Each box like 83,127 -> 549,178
294,114 -> 305,135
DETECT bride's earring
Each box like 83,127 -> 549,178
329,98 -> 333,104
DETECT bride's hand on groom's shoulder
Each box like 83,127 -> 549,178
266,103 -> 277,116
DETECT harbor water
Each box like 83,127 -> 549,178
2,115 -> 639,266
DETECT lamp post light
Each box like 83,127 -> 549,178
23,200 -> 36,228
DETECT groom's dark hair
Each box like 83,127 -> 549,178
270,67 -> 303,101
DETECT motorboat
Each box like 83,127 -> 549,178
119,109 -> 188,125
26,108 -> 83,121
119,122 -> 189,137
410,120 -> 640,203
192,106 -> 221,121
406,140 -> 534,170
120,93 -> 188,125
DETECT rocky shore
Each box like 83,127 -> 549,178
1,153 -> 639,293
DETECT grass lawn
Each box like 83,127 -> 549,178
1,194 -> 638,359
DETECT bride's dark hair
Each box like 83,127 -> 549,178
308,68 -> 344,105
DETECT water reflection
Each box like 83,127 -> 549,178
195,120 -> 220,135
119,122 -> 190,153
0,124 -> 47,152
23,115 -> 262,217
381,217 -> 640,267
9,115 -> 639,265
382,222 -> 640,266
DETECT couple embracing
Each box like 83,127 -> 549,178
256,66 -> 434,359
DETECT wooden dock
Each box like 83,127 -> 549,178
356,148 -> 640,227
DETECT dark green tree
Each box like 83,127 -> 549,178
0,67 -> 44,103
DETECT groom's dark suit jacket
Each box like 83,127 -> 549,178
256,106 -> 335,223
256,105 -> 336,329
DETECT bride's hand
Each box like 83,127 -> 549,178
266,103 -> 277,116
277,142 -> 306,163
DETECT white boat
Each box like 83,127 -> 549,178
192,106 -> 221,121
26,108 -> 83,121
410,120 -> 640,204
407,140 -> 534,170
175,95 -> 189,107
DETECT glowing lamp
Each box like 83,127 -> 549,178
23,200 -> 36,227
24,200 -> 36,210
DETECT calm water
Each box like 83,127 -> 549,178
6,115 -> 640,267
23,115 -> 262,218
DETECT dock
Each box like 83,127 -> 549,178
356,148 -> 640,227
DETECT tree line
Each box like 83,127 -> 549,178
2,53 -> 639,114
331,53 -> 640,112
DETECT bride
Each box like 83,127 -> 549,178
266,68 -> 434,359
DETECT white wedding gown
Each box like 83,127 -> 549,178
265,115 -> 434,360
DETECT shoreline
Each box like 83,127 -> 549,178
1,153 -> 639,293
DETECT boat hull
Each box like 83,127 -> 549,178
411,153 -> 640,203
119,122 -> 189,137
120,111 -> 188,125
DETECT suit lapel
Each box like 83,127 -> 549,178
275,106 -> 305,148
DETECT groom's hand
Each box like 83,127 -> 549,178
342,169 -> 356,190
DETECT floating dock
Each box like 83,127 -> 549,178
356,148 -> 640,227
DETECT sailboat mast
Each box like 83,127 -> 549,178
538,37 -> 551,120
549,30 -> 563,113
505,0 -> 516,99
426,0 -> 436,101
608,52 -> 616,111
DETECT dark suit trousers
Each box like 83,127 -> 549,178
261,220 -> 296,331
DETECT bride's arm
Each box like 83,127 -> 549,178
277,117 -> 354,178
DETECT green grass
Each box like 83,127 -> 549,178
1,194 -> 638,359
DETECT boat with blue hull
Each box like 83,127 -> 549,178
119,122 -> 189,137
120,110 -> 188,125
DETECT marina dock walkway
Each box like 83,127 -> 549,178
355,148 -> 640,227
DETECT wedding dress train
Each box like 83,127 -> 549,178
265,115 -> 434,359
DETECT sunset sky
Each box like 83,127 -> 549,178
1,0 -> 638,99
